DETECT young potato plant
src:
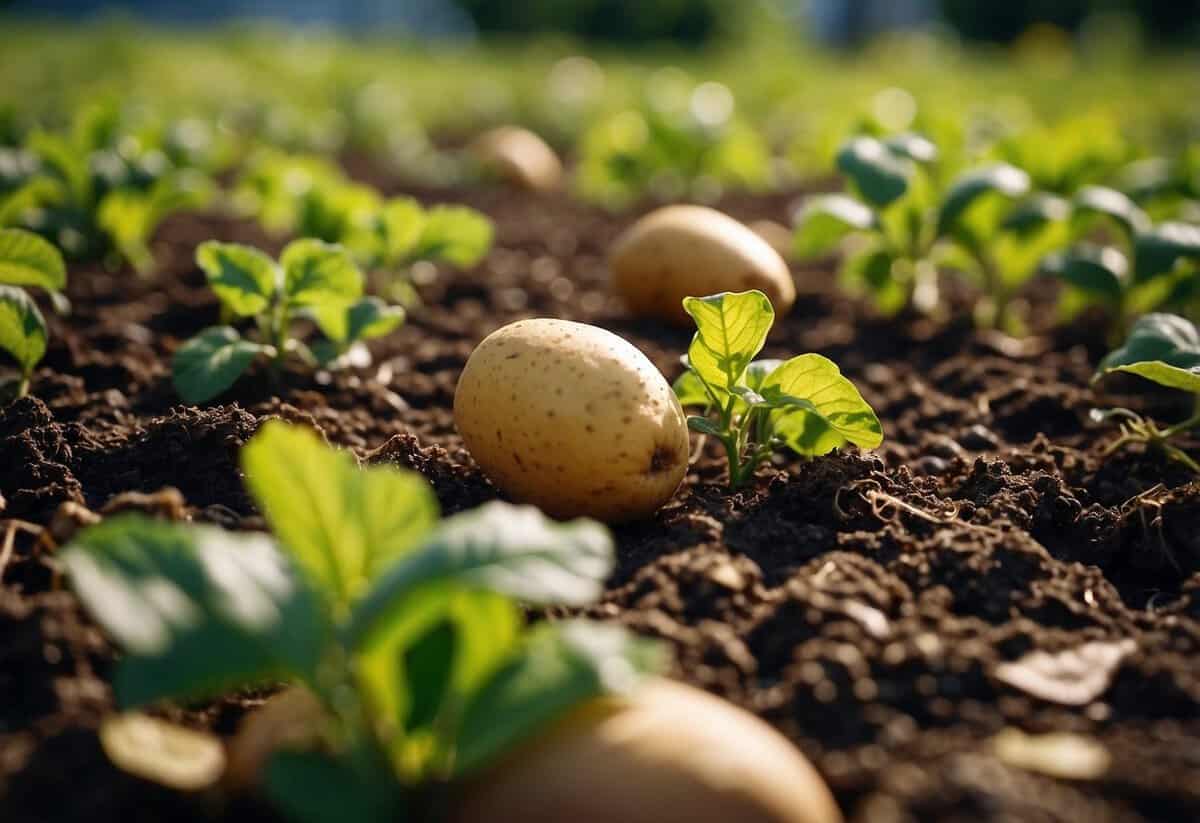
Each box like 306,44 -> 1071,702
673,289 -> 882,488
1091,313 -> 1200,472
1118,145 -> 1200,222
795,133 -> 1061,327
236,151 -> 492,302
0,228 -> 66,401
1043,186 -> 1200,340
0,103 -> 215,274
62,421 -> 664,822
173,239 -> 405,403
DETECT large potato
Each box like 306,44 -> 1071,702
610,205 -> 796,325
452,678 -> 843,823
471,125 -> 563,192
454,318 -> 688,522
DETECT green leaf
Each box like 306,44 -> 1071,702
793,194 -> 878,258
452,621 -> 666,777
172,326 -> 267,404
1002,193 -> 1071,236
0,228 -> 66,290
760,354 -> 883,456
1044,245 -> 1128,302
378,197 -> 426,265
687,415 -> 724,437
672,369 -> 712,408
412,206 -> 493,268
402,618 -> 457,732
1073,185 -> 1150,239
836,136 -> 912,208
346,502 -> 613,651
195,241 -> 278,317
1098,313 -> 1200,375
840,243 -> 906,314
682,290 -> 774,392
0,284 -> 47,376
281,239 -> 364,307
241,421 -> 439,610
61,515 -> 329,708
310,297 -> 405,345
1134,222 -> 1200,282
936,164 -> 1030,239
265,749 -> 403,823
1102,361 -> 1200,395
883,133 -> 938,164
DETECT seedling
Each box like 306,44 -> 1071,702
796,133 -> 1063,327
236,152 -> 492,302
0,103 -> 214,274
63,422 -> 663,821
0,227 -> 66,400
1091,313 -> 1200,472
673,289 -> 882,488
173,239 -> 405,403
575,91 -> 771,207
1043,187 -> 1200,340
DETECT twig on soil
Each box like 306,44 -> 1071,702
835,479 -> 959,525
1119,484 -> 1180,575
0,519 -> 55,584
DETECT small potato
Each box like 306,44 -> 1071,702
472,126 -> 564,192
452,678 -> 843,823
610,205 -> 796,326
454,318 -> 688,522
750,219 -> 796,261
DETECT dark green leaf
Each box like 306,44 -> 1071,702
1002,193 -> 1071,236
1044,245 -> 1128,302
682,290 -> 774,392
402,619 -> 457,732
793,194 -> 878,258
346,502 -> 613,651
1134,222 -> 1200,282
453,621 -> 666,777
241,421 -> 439,609
687,415 -> 724,436
836,136 -> 912,208
61,515 -> 329,708
195,241 -> 278,317
883,133 -> 938,164
265,749 -> 403,823
936,164 -> 1030,238
1098,313 -> 1200,375
0,227 -> 66,290
1073,185 -> 1150,239
0,284 -> 47,375
172,326 -> 267,404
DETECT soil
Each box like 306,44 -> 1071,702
3,172 -> 1200,823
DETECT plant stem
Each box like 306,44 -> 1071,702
16,375 -> 30,399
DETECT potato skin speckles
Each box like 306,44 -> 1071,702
454,318 -> 689,523
610,205 -> 796,326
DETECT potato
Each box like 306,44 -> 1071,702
452,678 -> 843,823
750,218 -> 796,261
454,318 -> 689,522
472,126 -> 564,192
100,712 -> 225,792
610,205 -> 796,325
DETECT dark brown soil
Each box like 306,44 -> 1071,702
3,174 -> 1200,823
